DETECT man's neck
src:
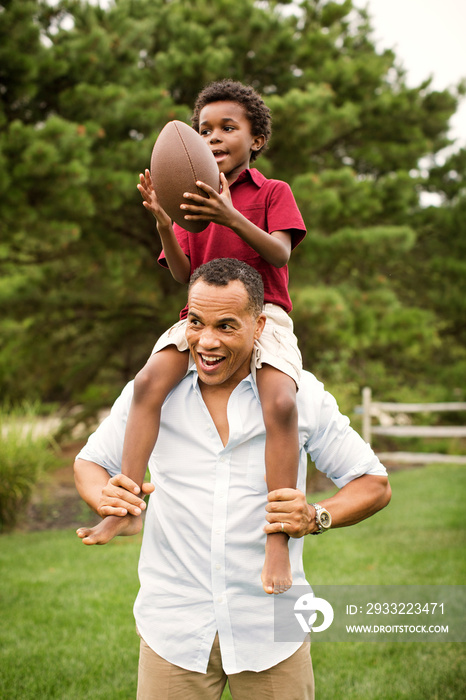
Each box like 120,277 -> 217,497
198,377 -> 246,448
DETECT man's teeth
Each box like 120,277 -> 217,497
201,354 -> 223,366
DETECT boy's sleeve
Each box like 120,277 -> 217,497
158,223 -> 191,268
266,181 -> 306,249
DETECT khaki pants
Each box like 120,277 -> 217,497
137,633 -> 314,700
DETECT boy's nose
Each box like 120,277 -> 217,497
209,130 -> 222,143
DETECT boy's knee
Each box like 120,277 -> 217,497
263,390 -> 297,426
134,363 -> 159,400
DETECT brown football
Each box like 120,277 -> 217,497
150,120 -> 220,234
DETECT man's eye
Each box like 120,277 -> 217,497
200,129 -> 211,136
220,324 -> 232,331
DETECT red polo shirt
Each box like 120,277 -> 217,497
159,168 -> 306,318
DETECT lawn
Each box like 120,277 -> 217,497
1,464 -> 464,699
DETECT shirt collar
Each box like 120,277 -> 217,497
231,168 -> 266,188
187,365 -> 260,401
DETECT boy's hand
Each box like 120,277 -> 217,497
137,169 -> 172,228
181,173 -> 236,227
97,474 -> 155,518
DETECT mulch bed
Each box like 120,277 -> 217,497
18,441 -> 95,532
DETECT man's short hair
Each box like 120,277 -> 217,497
189,258 -> 264,317
191,80 -> 271,162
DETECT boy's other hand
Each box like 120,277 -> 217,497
181,173 -> 235,228
97,474 -> 155,518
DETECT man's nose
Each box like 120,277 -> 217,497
198,326 -> 220,348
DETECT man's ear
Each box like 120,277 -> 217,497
254,313 -> 267,340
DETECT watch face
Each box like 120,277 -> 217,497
320,511 -> 331,528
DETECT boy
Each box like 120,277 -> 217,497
80,80 -> 306,595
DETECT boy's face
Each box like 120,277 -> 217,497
198,101 -> 265,183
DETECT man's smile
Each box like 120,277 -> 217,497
199,353 -> 225,368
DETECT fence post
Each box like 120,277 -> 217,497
362,387 -> 372,444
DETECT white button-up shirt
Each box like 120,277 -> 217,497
78,369 -> 387,674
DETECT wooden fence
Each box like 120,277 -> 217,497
357,387 -> 466,464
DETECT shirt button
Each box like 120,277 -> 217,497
217,596 -> 223,603
215,564 -> 221,570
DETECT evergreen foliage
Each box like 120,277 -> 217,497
0,0 -> 464,411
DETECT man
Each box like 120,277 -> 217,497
74,258 -> 391,700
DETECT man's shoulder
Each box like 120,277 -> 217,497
300,369 -> 323,389
296,370 -> 330,413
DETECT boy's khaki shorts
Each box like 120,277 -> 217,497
152,303 -> 302,387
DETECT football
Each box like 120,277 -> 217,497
150,120 -> 220,233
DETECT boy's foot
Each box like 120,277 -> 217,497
76,514 -> 142,545
261,533 -> 292,595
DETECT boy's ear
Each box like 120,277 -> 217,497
252,134 -> 266,152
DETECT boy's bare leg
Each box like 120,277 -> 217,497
256,366 -> 299,595
80,347 -> 189,544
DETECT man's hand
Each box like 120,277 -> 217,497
264,488 -> 316,538
264,476 -> 391,538
97,474 -> 155,518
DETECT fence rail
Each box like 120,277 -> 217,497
357,387 -> 466,465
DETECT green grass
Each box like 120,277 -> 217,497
305,463 -> 466,585
1,531 -> 141,699
1,465 -> 464,699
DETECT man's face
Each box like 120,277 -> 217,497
186,280 -> 265,389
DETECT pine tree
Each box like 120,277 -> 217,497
0,0 -> 463,409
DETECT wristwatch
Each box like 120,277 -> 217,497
310,503 -> 332,535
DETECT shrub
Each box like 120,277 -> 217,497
0,408 -> 60,532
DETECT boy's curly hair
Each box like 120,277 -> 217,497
191,80 -> 271,162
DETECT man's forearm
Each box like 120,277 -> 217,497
74,457 -> 154,518
74,458 -> 110,514
265,475 -> 391,538
320,475 -> 391,529
74,458 -> 149,543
